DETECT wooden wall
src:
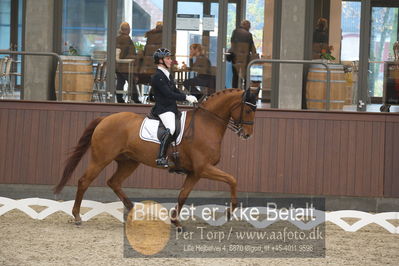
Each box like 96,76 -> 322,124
384,116 -> 399,197
0,100 -> 398,197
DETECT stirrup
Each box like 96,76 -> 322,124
156,157 -> 169,168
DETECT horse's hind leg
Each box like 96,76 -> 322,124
72,160 -> 107,225
107,159 -> 140,210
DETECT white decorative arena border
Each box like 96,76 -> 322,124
0,197 -> 398,234
0,197 -> 124,222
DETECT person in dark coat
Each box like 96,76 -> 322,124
137,22 -> 163,86
151,48 -> 198,167
183,43 -> 216,99
230,20 -> 257,88
116,22 -> 141,103
312,18 -> 329,59
313,18 -> 328,43
144,22 -> 163,56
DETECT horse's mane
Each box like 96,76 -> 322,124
200,88 -> 242,108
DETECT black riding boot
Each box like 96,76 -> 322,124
156,129 -> 173,167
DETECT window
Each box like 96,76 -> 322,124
0,0 -> 11,51
341,1 -> 361,61
246,0 -> 264,55
117,0 -> 164,50
369,7 -> 399,97
62,0 -> 108,56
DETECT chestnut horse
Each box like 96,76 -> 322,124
54,88 -> 260,227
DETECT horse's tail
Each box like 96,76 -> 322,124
53,117 -> 104,194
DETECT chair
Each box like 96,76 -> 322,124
91,51 -> 107,102
92,61 -> 108,102
92,50 -> 107,62
0,57 -> 14,98
115,57 -> 136,103
136,55 -> 156,104
0,58 -> 6,97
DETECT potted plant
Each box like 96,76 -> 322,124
320,45 -> 336,63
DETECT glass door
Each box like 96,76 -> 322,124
0,0 -> 12,51
0,0 -> 23,96
369,4 -> 399,99
61,0 -> 108,56
225,2 -> 238,89
0,0 -> 21,51
116,0 -> 165,103
173,0 -> 242,96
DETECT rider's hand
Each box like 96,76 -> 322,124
186,95 -> 198,104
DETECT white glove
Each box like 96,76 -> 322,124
186,95 -> 198,104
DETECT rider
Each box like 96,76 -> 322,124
151,48 -> 198,167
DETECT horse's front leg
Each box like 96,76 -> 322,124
200,164 -> 238,219
171,174 -> 200,230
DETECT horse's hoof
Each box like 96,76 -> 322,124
75,220 -> 82,226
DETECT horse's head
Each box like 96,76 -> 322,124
230,88 -> 260,139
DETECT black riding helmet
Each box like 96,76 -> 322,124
153,48 -> 172,68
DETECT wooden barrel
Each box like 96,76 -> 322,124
306,64 -> 346,110
55,56 -> 94,101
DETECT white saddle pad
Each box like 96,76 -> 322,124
139,111 -> 187,145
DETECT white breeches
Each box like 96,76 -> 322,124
158,111 -> 176,135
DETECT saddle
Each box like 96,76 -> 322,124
139,111 -> 188,174
147,111 -> 182,142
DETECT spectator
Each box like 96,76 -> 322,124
183,43 -> 215,99
116,22 -> 141,103
312,18 -> 329,59
230,20 -> 258,88
136,22 -> 163,92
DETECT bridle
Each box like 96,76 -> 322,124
196,93 -> 257,135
